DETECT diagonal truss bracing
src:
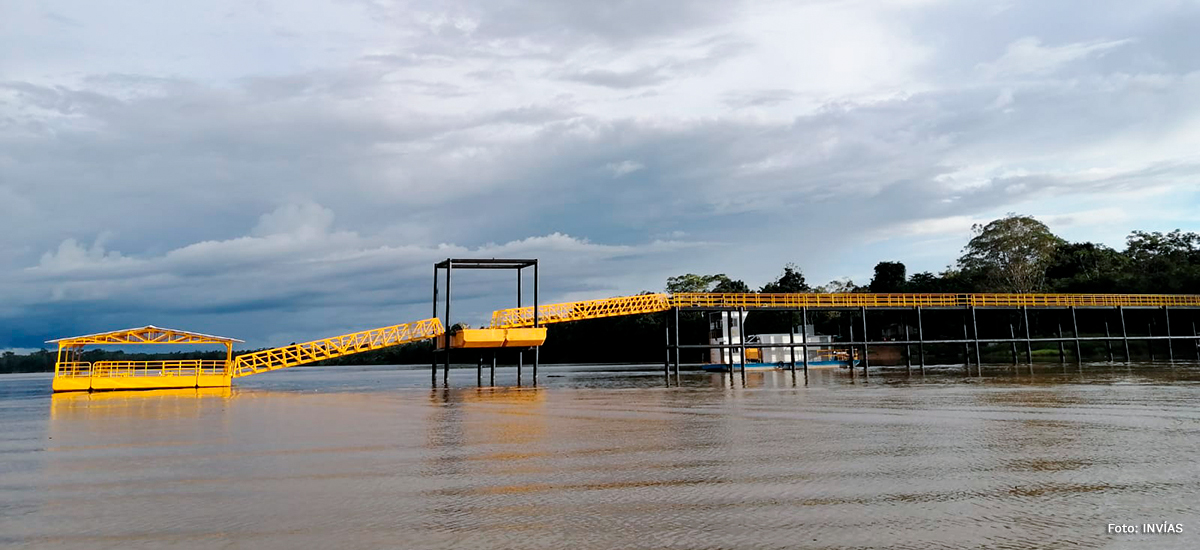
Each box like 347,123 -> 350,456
489,293 -> 672,329
231,318 -> 445,378
490,292 -> 1200,328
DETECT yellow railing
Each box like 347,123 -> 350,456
55,362 -> 93,378
231,317 -> 444,377
55,360 -> 226,378
91,360 -> 227,377
490,292 -> 1200,328
490,294 -> 672,329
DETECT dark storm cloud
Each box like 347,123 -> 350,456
2,0 -> 1198,349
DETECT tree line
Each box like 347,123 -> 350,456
4,214 -> 1198,372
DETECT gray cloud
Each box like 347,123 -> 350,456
2,0 -> 1198,348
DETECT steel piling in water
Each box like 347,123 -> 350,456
1164,306 -> 1174,363
861,306 -> 869,378
1071,306 -> 1082,363
917,307 -> 925,374
1119,306 -> 1130,361
801,306 -> 809,374
970,306 -> 981,374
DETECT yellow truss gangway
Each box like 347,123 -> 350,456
490,292 -> 1200,328
51,319 -> 446,392
230,318 -> 445,378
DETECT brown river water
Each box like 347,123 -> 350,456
2,363 -> 1199,549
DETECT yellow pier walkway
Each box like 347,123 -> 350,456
51,291 -> 1200,392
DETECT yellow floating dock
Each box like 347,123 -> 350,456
438,328 -> 548,349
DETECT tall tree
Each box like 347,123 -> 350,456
958,214 -> 1063,292
760,263 -> 810,293
666,274 -> 733,293
1045,242 -> 1129,292
868,261 -> 907,292
1122,230 -> 1200,293
712,278 -> 750,293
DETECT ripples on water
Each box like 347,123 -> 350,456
2,363 -> 1199,549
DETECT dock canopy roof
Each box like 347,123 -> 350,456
46,325 -> 244,346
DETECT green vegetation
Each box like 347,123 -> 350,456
5,215 -> 1199,372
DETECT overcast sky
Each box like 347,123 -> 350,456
3,0 -> 1199,350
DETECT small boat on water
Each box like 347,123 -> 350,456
701,311 -> 859,372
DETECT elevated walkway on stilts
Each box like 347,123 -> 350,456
49,288 -> 1200,392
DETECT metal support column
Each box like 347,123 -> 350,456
477,356 -> 482,386
664,311 -> 671,379
533,261 -> 539,383
738,307 -> 747,377
1070,306 -> 1082,363
1010,324 -> 1017,365
444,260 -> 452,385
1119,306 -> 1130,361
725,311 -> 734,382
1023,306 -> 1033,365
673,307 -> 681,375
1057,323 -> 1065,364
439,264 -> 444,384
491,351 -> 496,386
861,306 -> 870,377
1105,321 -> 1113,362
970,306 -> 981,373
788,313 -> 797,373
516,270 -> 522,384
1164,306 -> 1174,363
801,307 -> 809,373
917,307 -> 925,374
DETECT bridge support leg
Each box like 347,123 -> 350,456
861,306 -> 869,378
725,311 -> 735,384
1105,321 -> 1113,362
444,260 -> 453,385
1058,323 -> 1066,364
673,307 -> 681,376
1010,324 -> 1018,365
788,313 -> 797,373
1023,306 -> 1033,367
433,263 -> 439,386
491,352 -> 496,386
1070,306 -> 1082,363
1164,306 -> 1174,363
971,305 -> 981,375
802,307 -> 810,374
517,351 -> 523,386
664,311 -> 671,380
1119,306 -> 1130,361
477,356 -> 482,386
738,307 -> 747,379
917,307 -> 925,375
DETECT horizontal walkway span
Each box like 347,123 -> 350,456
489,293 -> 1200,328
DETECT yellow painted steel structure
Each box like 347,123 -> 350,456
490,292 -> 1200,328
437,328 -> 548,349
49,326 -> 243,392
229,318 -> 445,378
490,293 -> 672,328
48,290 -> 1200,392
50,320 -> 447,392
